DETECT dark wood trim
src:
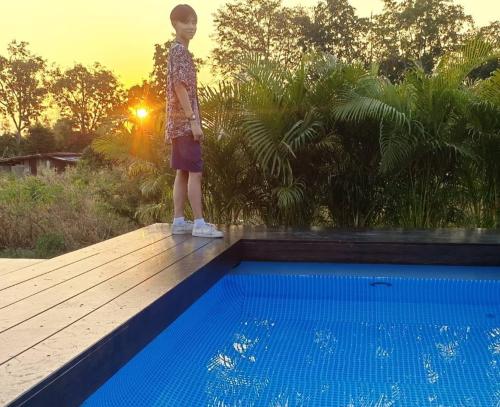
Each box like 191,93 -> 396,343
239,227 -> 500,244
241,239 -> 500,265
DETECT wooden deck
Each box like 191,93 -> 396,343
1,225 -> 499,406
0,224 -> 242,406
0,259 -> 46,275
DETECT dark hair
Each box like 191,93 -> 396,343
170,4 -> 197,26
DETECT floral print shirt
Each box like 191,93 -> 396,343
165,40 -> 201,142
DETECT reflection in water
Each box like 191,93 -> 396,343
205,318 -> 274,406
423,354 -> 440,384
376,346 -> 390,359
206,276 -> 499,406
82,272 -> 500,406
346,383 -> 400,407
489,328 -> 500,354
436,340 -> 459,360
203,315 -> 500,405
314,329 -> 337,354
203,314 -> 500,406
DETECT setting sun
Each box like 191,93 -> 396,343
136,108 -> 148,119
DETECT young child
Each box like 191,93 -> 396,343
166,4 -> 223,238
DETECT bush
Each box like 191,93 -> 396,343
35,232 -> 65,258
0,165 -> 139,258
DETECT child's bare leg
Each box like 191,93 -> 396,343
173,170 -> 189,218
187,171 -> 203,220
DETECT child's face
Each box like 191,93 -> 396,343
174,16 -> 197,41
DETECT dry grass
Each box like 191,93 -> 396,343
0,165 -> 138,257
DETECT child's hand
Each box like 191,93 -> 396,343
190,122 -> 204,142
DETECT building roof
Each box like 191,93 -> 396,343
0,152 -> 82,165
51,156 -> 81,163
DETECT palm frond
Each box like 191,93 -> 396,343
333,91 -> 410,129
435,38 -> 499,85
273,180 -> 305,210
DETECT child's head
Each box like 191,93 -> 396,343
170,5 -> 197,39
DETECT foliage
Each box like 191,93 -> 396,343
0,166 -> 137,257
331,38 -> 500,227
91,104 -> 174,225
89,37 -> 500,229
297,0 -> 370,62
370,0 -> 475,75
1,2 -> 499,246
210,0 -> 305,77
49,62 -> 126,140
24,124 -> 56,153
0,40 -> 48,144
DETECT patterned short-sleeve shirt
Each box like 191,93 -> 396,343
166,40 -> 201,142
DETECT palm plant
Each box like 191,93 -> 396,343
226,52 -> 327,226
308,57 -> 388,227
198,81 -> 261,224
91,107 -> 174,224
332,38 -> 499,227
459,67 -> 500,226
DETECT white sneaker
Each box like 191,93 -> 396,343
172,220 -> 194,235
192,223 -> 224,238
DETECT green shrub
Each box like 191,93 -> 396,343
35,232 -> 65,258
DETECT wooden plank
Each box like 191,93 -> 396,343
0,259 -> 46,275
0,236 -> 212,365
0,232 -> 183,309
0,224 -> 170,291
0,234 -> 191,328
0,224 -> 169,288
0,230 -> 241,406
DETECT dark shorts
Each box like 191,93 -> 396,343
170,132 -> 203,173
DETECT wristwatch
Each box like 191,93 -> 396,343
186,113 -> 196,121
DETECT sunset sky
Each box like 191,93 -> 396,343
0,0 -> 499,89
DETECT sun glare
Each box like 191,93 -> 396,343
136,108 -> 148,119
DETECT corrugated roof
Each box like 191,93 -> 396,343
51,156 -> 80,163
0,152 -> 82,165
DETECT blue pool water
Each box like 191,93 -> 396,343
83,262 -> 500,406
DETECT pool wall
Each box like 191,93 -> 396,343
7,229 -> 500,406
241,239 -> 500,265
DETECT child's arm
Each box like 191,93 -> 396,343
173,83 -> 203,141
173,83 -> 194,119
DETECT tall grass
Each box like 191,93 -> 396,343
0,164 -> 138,258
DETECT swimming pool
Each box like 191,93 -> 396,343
82,262 -> 500,406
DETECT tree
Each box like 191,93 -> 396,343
91,108 -> 172,224
371,0 -> 474,77
0,133 -> 20,158
296,0 -> 369,63
24,124 -> 56,154
51,118 -> 77,151
210,0 -> 306,77
473,21 -> 500,45
0,40 -> 49,145
50,63 -> 126,142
